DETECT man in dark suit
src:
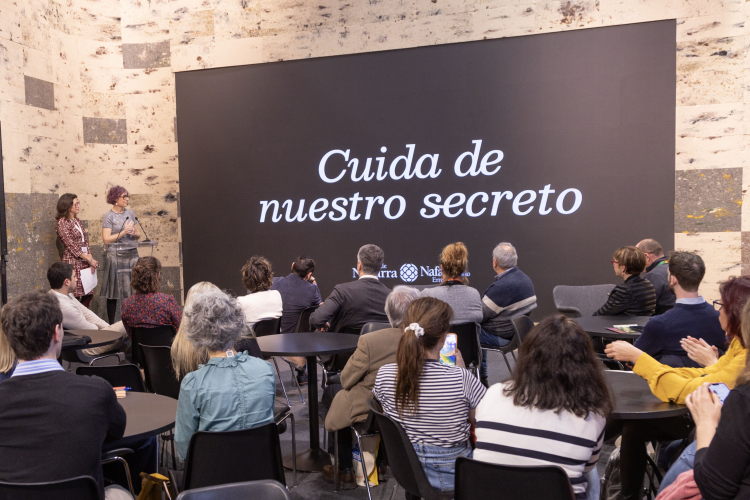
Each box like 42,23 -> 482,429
310,244 -> 390,332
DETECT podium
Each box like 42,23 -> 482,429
110,240 -> 158,305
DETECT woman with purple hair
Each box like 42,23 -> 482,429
100,185 -> 141,323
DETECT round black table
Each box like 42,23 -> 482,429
574,316 -> 652,340
257,332 -> 360,472
62,329 -> 123,351
605,371 -> 688,419
112,392 -> 178,446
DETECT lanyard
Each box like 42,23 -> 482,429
73,220 -> 85,242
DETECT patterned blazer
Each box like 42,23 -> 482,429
56,217 -> 91,297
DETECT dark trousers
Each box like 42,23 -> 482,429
605,416 -> 692,499
328,428 -> 387,471
103,437 -> 158,494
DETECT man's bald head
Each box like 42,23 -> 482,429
636,239 -> 664,267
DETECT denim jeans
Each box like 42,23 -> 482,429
658,441 -> 697,494
585,467 -> 600,500
412,441 -> 473,491
479,329 -> 511,379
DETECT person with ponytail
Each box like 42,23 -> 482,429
372,297 -> 487,492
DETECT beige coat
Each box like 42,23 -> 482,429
325,327 -> 402,432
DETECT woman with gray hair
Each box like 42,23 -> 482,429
174,289 -> 276,461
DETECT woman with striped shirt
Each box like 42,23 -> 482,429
474,315 -> 613,500
373,297 -> 487,492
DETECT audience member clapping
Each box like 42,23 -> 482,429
595,246 -> 656,316
373,297 -> 486,492
236,255 -> 283,329
174,289 -> 275,461
121,256 -> 182,338
474,315 -> 612,500
633,251 -> 725,368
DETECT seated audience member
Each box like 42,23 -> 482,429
323,286 -> 420,487
310,244 -> 390,332
637,239 -> 676,315
373,297 -> 487,492
0,291 -> 131,500
271,255 -> 323,383
121,256 -> 182,338
236,255 -> 283,329
174,289 -> 276,461
633,251 -> 725,368
605,275 -> 750,500
0,324 -> 15,382
47,262 -> 127,356
657,316 -> 750,498
474,315 -> 612,500
479,242 -> 537,385
421,242 -> 483,325
594,246 -> 656,316
171,281 -> 220,381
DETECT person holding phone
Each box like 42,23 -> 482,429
372,297 -> 486,492
100,186 -> 140,324
658,301 -> 750,498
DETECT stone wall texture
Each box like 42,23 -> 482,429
0,0 -> 748,314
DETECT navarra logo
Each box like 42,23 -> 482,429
399,264 -> 418,282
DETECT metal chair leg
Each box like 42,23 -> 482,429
334,428 -> 339,491
510,351 -> 516,362
501,352 -> 513,374
272,358 -> 291,407
102,456 -> 135,498
354,429 -> 374,500
290,364 -> 305,403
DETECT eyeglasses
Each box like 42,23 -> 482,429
610,260 -> 619,265
119,194 -> 129,199
713,300 -> 723,311
72,202 -> 80,207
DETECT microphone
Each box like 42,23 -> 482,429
114,216 -> 129,244
134,217 -> 151,242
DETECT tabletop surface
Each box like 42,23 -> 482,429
118,392 -> 178,441
64,329 -> 123,349
256,332 -> 360,357
573,316 -> 652,340
606,370 -> 688,419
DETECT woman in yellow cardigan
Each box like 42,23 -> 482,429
603,275 -> 750,500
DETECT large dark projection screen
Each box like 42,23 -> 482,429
176,20 -> 676,316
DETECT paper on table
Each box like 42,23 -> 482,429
80,267 -> 98,295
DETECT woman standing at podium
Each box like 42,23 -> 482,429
100,185 -> 141,323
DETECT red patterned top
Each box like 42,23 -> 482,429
56,217 -> 91,297
121,292 -> 182,338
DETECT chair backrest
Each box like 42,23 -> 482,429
176,479 -> 290,500
131,325 -> 176,367
337,326 -> 362,335
366,398 -> 447,500
0,475 -> 101,500
234,337 -> 264,359
450,323 -> 481,369
183,422 -> 285,491
455,457 -> 576,500
511,316 -> 535,346
361,322 -> 391,335
293,306 -> 317,333
140,344 -> 181,398
253,318 -> 281,337
552,284 -> 616,318
76,364 -> 146,392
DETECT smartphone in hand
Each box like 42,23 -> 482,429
708,382 -> 731,404
440,333 -> 457,366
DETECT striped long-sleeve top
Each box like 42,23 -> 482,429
593,274 -> 656,317
473,383 -> 606,500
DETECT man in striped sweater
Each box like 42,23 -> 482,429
479,243 -> 537,385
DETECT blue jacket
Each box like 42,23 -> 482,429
634,301 -> 725,368
271,273 -> 322,333
175,352 -> 276,460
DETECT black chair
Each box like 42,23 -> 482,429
253,318 -> 281,337
333,411 -> 379,500
76,364 -> 147,392
450,323 -> 482,377
511,316 -> 535,346
454,457 -> 576,500
140,344 -> 181,398
366,398 -> 453,500
361,322 -> 391,335
338,326 -> 362,335
320,325 -> 363,385
234,337 -> 264,359
293,306 -> 318,333
131,325 -> 175,368
0,475 -> 101,500
175,479 -> 291,500
173,422 -> 287,492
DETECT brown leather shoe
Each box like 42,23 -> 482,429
322,464 -> 357,489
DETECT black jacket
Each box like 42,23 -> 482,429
310,277 -> 390,332
0,371 -> 126,494
593,274 -> 656,316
